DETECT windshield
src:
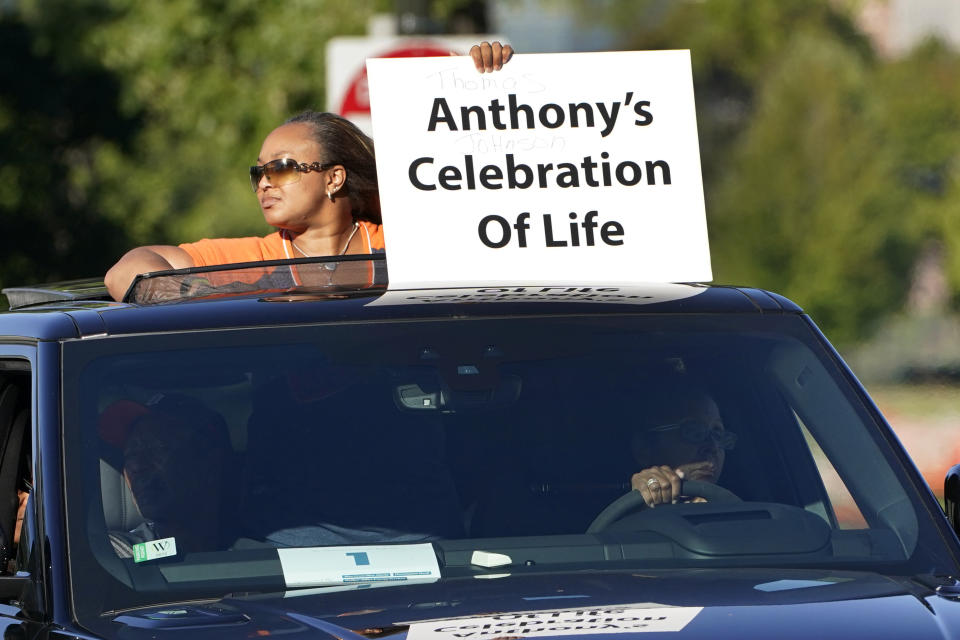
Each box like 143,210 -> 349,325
62,313 -> 955,619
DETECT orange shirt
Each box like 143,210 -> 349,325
179,221 -> 385,267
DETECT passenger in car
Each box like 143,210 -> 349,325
99,395 -> 235,557
629,386 -> 737,508
103,42 -> 513,301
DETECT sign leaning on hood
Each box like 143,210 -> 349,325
404,604 -> 704,639
366,50 -> 711,288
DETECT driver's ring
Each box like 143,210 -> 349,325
646,478 -> 660,489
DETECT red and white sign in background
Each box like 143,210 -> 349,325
327,36 -> 502,135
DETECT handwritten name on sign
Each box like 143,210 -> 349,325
367,50 -> 711,288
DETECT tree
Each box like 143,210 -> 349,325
0,5 -> 136,297
69,0 -> 381,245
7,0 -> 384,259
572,0 -> 960,344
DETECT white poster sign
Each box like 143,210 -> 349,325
366,50 -> 711,289
405,604 -> 703,640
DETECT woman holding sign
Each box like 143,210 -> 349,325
104,42 -> 513,301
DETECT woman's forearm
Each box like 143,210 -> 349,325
105,246 -> 194,301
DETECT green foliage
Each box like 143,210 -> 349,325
878,43 -> 960,295
709,31 -> 912,343
16,0 -> 378,247
573,0 -> 960,345
0,6 -> 136,294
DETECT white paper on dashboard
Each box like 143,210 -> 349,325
278,543 -> 440,588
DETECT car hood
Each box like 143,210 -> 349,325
103,569 -> 960,640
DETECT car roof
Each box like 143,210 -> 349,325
0,257 -> 802,341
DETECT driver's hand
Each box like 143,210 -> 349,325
631,466 -> 684,507
468,41 -> 514,73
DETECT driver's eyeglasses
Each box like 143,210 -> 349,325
249,158 -> 338,192
648,420 -> 737,450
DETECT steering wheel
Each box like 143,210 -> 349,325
587,479 -> 742,533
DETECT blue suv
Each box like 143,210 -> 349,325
2,254 -> 960,639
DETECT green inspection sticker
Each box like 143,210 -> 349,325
132,537 -> 177,563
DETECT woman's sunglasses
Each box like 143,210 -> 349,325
249,158 -> 338,192
648,420 -> 737,450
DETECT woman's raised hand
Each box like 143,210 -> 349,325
468,41 -> 514,73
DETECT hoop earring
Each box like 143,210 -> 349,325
327,191 -> 335,202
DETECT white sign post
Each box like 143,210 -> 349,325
366,50 -> 711,288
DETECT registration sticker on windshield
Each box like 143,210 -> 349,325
277,543 -> 440,588
405,604 -> 703,639
132,537 -> 177,563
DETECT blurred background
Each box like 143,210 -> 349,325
2,0 -> 959,491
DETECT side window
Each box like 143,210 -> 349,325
0,368 -> 32,573
796,414 -> 867,529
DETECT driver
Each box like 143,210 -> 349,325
629,387 -> 737,508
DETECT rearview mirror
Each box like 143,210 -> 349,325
944,464 -> 960,534
394,374 -> 521,412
